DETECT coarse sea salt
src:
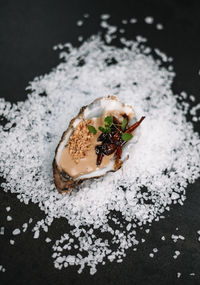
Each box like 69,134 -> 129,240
144,17 -> 154,24
156,23 -> 164,30
0,18 -> 200,275
12,229 -> 20,236
7,215 -> 12,221
0,227 -> 5,235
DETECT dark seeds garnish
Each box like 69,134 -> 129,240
95,115 -> 145,166
101,143 -> 117,156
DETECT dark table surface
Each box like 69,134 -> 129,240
0,0 -> 200,284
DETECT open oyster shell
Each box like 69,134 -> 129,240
53,96 -> 141,194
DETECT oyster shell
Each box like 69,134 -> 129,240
53,96 -> 143,193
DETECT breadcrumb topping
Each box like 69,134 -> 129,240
67,120 -> 93,163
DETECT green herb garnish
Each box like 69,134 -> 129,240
121,118 -> 127,131
88,125 -> 97,135
89,116 -> 133,142
121,132 -> 133,141
104,116 -> 113,126
98,126 -> 106,133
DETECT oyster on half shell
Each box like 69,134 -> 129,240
53,96 -> 144,194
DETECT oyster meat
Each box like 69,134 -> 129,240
53,96 -> 145,193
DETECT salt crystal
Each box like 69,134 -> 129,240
83,14 -> 89,18
22,223 -> 28,232
144,17 -> 154,24
12,229 -> 20,235
177,272 -> 181,278
78,36 -> 83,42
6,206 -> 11,212
179,235 -> 185,240
100,14 -> 110,20
171,193 -> 180,200
0,265 -> 6,272
56,256 -> 64,263
33,230 -> 40,239
189,95 -> 195,102
130,18 -> 137,24
0,227 -> 5,235
77,20 -> 83,27
10,239 -> 15,245
122,19 -> 128,24
149,253 -> 154,258
126,223 -> 131,231
45,237 -> 51,243
7,215 -> 12,221
156,23 -> 163,30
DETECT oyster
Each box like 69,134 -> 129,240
53,96 -> 145,193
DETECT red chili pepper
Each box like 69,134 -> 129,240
116,146 -> 122,159
125,116 -> 145,134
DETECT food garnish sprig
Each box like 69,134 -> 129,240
88,115 -> 145,165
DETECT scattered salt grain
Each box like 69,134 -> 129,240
78,36 -> 83,42
100,14 -> 110,20
190,273 -> 195,276
0,227 -> 5,235
130,18 -> 137,24
122,19 -> 128,24
126,223 -> 131,231
83,14 -> 89,18
171,235 -> 185,243
156,23 -> 164,30
45,237 -> 52,243
179,235 -> 185,240
189,95 -> 195,102
10,239 -> 15,245
0,265 -> 6,272
177,272 -> 181,278
77,20 -> 83,27
149,253 -> 154,258
144,17 -> 154,24
33,230 -> 40,239
153,248 -> 158,253
6,206 -> 11,212
12,229 -> 20,235
161,236 -> 166,241
22,223 -> 28,232
7,215 -> 12,221
173,250 -> 180,259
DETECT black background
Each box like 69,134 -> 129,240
0,0 -> 200,284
